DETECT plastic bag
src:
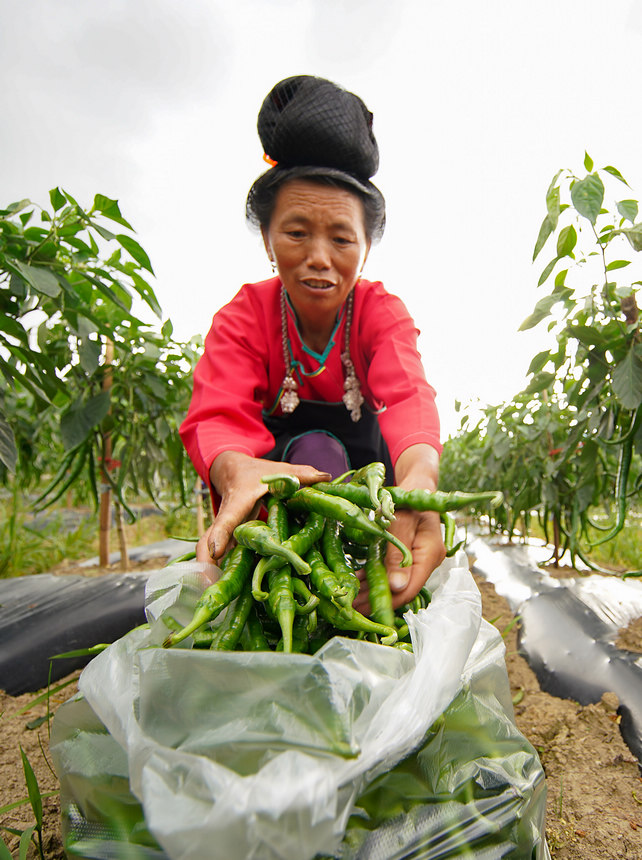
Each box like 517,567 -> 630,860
51,554 -> 549,860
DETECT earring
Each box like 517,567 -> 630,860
270,258 -> 277,273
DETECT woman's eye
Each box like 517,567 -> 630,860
287,230 -> 305,239
334,236 -> 352,246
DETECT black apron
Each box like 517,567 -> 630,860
263,400 -> 394,484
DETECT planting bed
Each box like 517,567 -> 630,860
1,549 -> 641,859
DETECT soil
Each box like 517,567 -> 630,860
1,555 -> 641,859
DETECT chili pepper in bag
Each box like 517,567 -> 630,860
305,546 -> 350,607
210,582 -> 255,651
286,487 -> 413,567
234,520 -> 310,576
316,595 -> 398,646
321,521 -> 360,607
162,544 -> 255,648
267,564 -> 296,652
240,604 -> 271,651
364,539 -> 395,628
291,577 -> 320,614
251,511 -> 325,600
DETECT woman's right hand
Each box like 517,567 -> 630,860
195,451 -> 330,564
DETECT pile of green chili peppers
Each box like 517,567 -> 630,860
163,464 -> 502,654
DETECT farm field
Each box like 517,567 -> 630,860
1,549 -> 641,860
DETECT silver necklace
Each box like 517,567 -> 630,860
279,286 -> 363,422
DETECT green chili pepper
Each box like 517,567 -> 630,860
321,521 -> 360,607
265,494 -> 290,541
234,520 -> 310,576
314,481 -> 502,514
251,511 -> 325,600
211,582 -> 254,650
267,564 -> 296,653
364,539 -> 395,628
305,546 -> 349,607
292,577 -> 320,615
316,595 -> 398,646
287,487 -> 412,567
441,511 -> 465,556
277,615 -> 309,653
261,472 -> 301,499
590,408 -> 640,548
162,544 -> 255,647
240,604 -> 271,651
388,486 -> 504,513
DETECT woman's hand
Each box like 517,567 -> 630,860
195,451 -> 330,564
353,444 -> 445,614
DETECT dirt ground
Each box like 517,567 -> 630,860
1,556 -> 641,859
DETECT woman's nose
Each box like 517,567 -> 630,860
306,238 -> 332,269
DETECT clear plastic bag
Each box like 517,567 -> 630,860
51,554 -> 549,859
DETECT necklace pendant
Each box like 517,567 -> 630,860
281,373 -> 300,414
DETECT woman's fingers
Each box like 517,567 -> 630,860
195,528 -> 217,564
385,510 -> 445,609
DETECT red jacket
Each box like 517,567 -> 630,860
180,277 -> 441,484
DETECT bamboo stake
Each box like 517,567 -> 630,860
99,338 -> 114,567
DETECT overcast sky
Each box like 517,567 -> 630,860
2,0 -> 641,439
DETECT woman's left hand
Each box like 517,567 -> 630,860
353,443 -> 446,614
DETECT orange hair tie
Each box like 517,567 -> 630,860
263,153 -> 278,167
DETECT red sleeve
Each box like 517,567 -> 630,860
354,284 -> 442,465
179,286 -> 277,485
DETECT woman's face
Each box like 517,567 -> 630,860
262,179 -> 370,332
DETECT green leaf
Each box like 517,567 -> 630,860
603,165 -> 630,186
60,391 -> 110,449
537,256 -> 559,287
527,350 -> 552,375
78,337 -> 102,375
49,187 -> 66,211
524,371 -> 556,394
12,261 -> 61,298
556,224 -> 577,257
621,223 -> 642,252
584,151 -> 594,172
3,199 -> 32,216
19,747 -> 42,828
117,234 -> 155,274
617,199 -> 638,223
92,194 -> 133,230
92,222 -> 116,242
519,293 -> 561,331
612,343 -> 642,410
533,215 -> 555,261
18,826 -> 35,860
570,173 -> 604,224
0,836 -> 14,860
605,259 -> 631,271
0,411 -> 18,471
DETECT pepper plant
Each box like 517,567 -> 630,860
520,154 -> 641,569
0,190 -> 202,567
440,156 -> 641,573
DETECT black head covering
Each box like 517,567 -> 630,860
247,75 -> 385,240
258,75 -> 379,181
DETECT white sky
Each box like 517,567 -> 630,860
2,0 -> 642,440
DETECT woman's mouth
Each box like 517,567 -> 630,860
301,279 -> 335,290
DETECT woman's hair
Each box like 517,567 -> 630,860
246,166 -> 386,242
246,76 -> 386,242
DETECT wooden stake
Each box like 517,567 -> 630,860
99,338 -> 114,568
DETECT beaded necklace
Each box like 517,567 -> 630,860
279,286 -> 364,422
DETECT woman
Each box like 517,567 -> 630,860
180,75 -> 445,611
